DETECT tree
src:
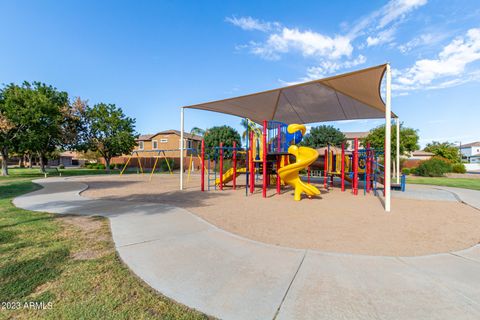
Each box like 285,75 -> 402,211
0,83 -> 31,176
301,125 -> 346,148
190,127 -> 206,137
240,118 -> 261,142
81,103 -> 137,173
0,90 -> 20,175
2,82 -> 77,173
22,82 -> 72,172
363,122 -> 419,176
203,125 -> 241,159
424,141 -> 460,163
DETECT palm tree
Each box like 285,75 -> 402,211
240,118 -> 261,142
190,127 -> 206,137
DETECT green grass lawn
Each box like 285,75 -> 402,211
1,167 -> 123,181
407,176 -> 480,191
0,173 -> 209,319
1,167 -> 170,182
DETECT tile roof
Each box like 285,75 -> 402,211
343,132 -> 369,139
135,130 -> 203,141
411,150 -> 435,156
460,141 -> 480,148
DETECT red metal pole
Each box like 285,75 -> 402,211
219,142 -> 224,190
262,120 -> 267,198
366,142 -> 371,193
276,125 -> 281,194
201,140 -> 205,192
330,152 -> 334,188
341,142 -> 345,192
324,149 -> 328,189
233,141 -> 237,190
249,131 -> 254,194
353,138 -> 358,195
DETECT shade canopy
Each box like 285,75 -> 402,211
184,64 -> 396,124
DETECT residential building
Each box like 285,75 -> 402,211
403,150 -> 434,168
134,130 -> 202,158
408,150 -> 435,161
343,132 -> 369,151
109,130 -> 203,170
48,151 -> 88,167
459,141 -> 480,163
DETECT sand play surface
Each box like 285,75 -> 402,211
79,174 -> 480,256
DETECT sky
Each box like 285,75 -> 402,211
1,0 -> 479,147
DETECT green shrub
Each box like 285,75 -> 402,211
160,159 -> 175,172
451,163 -> 466,174
97,164 -> 106,170
410,167 -> 417,175
109,163 -> 115,170
416,158 -> 451,177
401,168 -> 410,175
432,155 -> 452,164
59,164 -> 65,169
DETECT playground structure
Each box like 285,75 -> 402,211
201,121 -> 307,197
199,119 -> 404,201
180,64 -> 398,211
319,139 -> 406,196
202,121 -> 322,201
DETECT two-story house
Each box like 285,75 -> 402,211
111,130 -> 202,170
134,130 -> 202,157
459,141 -> 480,163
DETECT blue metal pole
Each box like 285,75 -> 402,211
207,154 -> 210,191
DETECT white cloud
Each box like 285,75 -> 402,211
395,28 -> 480,90
225,16 -> 279,32
366,27 -> 396,47
249,27 -> 353,61
378,0 -> 428,29
348,0 -> 427,47
227,0 -> 428,84
398,33 -> 447,53
305,55 -> 367,79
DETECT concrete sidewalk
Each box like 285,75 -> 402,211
432,186 -> 480,210
13,178 -> 480,320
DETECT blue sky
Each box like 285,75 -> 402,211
1,0 -> 479,147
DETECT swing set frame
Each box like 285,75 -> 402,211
120,148 -> 198,182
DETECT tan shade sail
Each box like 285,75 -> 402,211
184,64 -> 395,124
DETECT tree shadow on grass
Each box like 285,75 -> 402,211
0,229 -> 18,245
0,248 -> 69,301
0,216 -> 54,230
0,180 -> 41,200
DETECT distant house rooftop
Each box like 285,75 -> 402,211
411,150 -> 435,157
136,130 -> 203,141
316,146 -> 352,155
343,132 -> 369,139
460,141 -> 480,148
137,134 -> 155,141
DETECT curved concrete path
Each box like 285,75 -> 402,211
13,178 -> 480,320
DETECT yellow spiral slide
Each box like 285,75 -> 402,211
278,124 -> 321,201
